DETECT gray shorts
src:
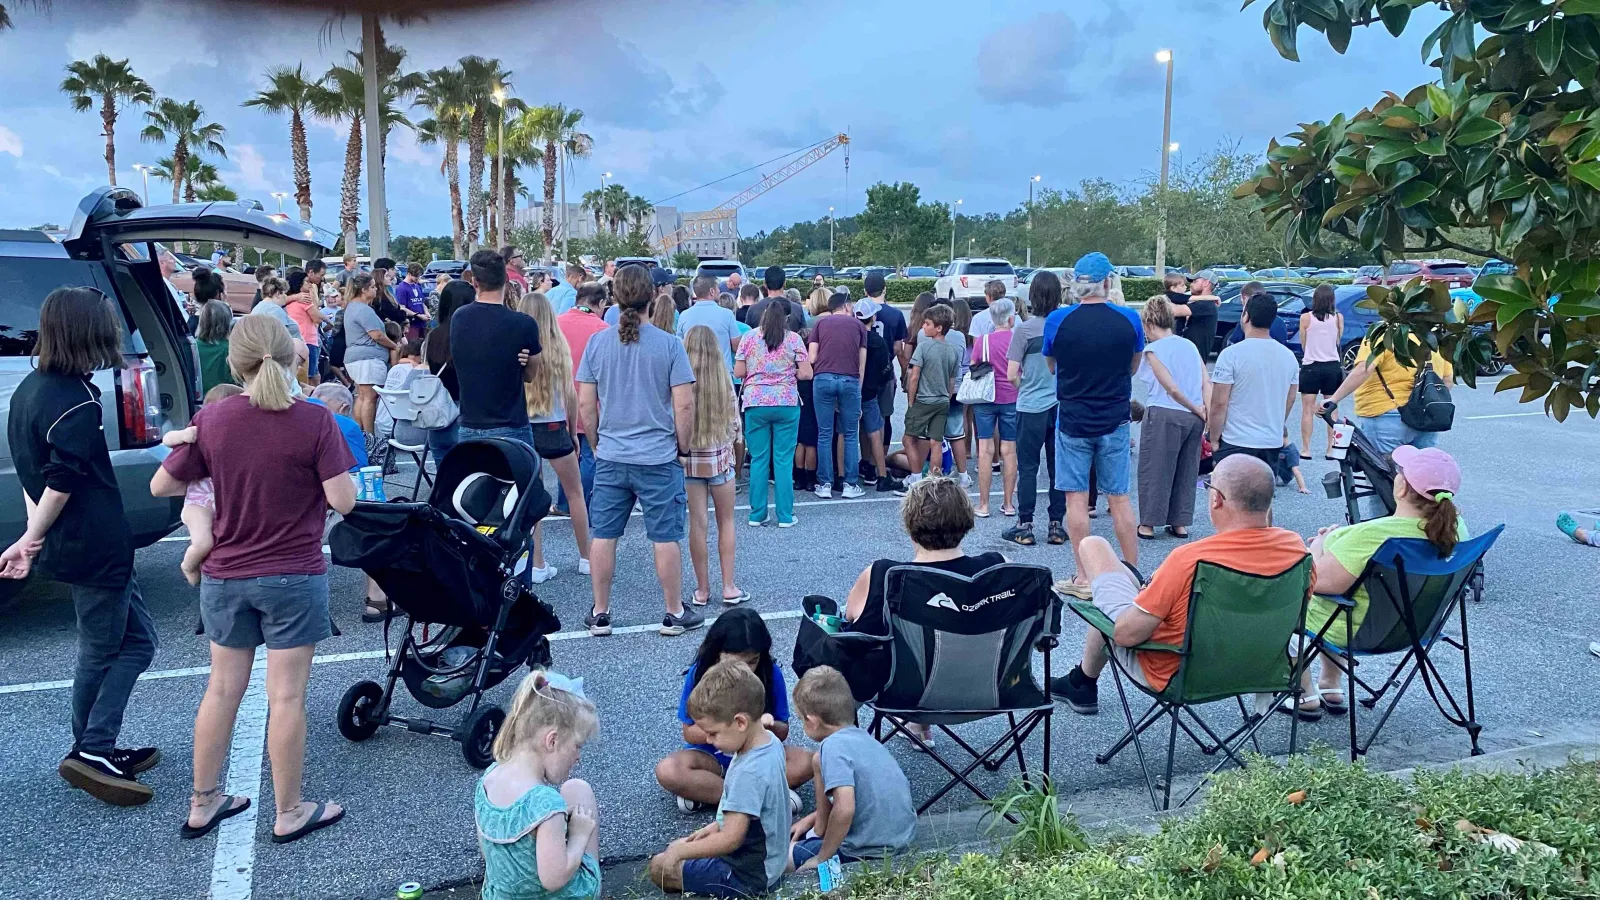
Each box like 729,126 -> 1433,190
201,573 -> 333,650
1091,567 -> 1152,688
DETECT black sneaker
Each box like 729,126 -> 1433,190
58,749 -> 154,806
1049,665 -> 1099,715
877,476 -> 905,494
110,747 -> 161,775
660,606 -> 706,636
584,609 -> 613,637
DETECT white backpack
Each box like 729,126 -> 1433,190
408,362 -> 459,430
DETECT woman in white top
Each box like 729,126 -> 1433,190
1135,295 -> 1210,539
1297,284 -> 1345,458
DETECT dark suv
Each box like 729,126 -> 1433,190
0,188 -> 329,560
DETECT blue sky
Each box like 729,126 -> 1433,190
0,0 -> 1447,239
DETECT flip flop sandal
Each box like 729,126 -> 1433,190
1000,506 -> 1017,517
690,593 -> 712,607
1273,697 -> 1324,721
974,508 -> 991,518
1137,529 -> 1158,540
721,590 -> 751,605
1318,688 -> 1349,715
180,795 -> 251,840
271,801 -> 345,845
1164,526 -> 1189,539
361,600 -> 392,624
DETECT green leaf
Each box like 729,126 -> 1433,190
1471,274 -> 1535,305
1327,12 -> 1352,53
1490,176 -> 1534,200
1496,297 -> 1535,328
1500,195 -> 1540,246
1320,196 -> 1365,225
1453,116 -> 1506,146
1394,180 -> 1439,206
1367,140 -> 1421,170
1426,84 -> 1455,120
1553,299 -> 1600,317
1346,120 -> 1418,141
1379,1 -> 1410,36
1534,18 -> 1565,74
1495,0 -> 1550,31
1417,135 -> 1448,156
1421,14 -> 1452,61
1570,161 -> 1600,190
1269,18 -> 1300,61
1564,0 -> 1600,13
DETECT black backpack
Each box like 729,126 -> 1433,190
1377,357 -> 1454,433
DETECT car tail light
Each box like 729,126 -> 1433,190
118,356 -> 162,448
960,276 -> 969,288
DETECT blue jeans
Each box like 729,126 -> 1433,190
555,434 -> 595,513
71,576 -> 157,754
1054,423 -> 1132,495
813,373 -> 862,487
1357,410 -> 1439,458
458,423 -> 536,449
427,420 -> 460,460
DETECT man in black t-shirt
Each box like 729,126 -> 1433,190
746,266 -> 807,333
862,271 -> 908,453
448,250 -> 542,447
854,300 -> 904,493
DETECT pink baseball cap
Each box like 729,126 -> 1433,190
1391,446 -> 1461,501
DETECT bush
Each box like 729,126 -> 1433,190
825,754 -> 1600,900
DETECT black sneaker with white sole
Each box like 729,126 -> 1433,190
1048,665 -> 1100,715
59,749 -> 154,806
111,747 -> 161,775
584,609 -> 613,637
660,606 -> 706,636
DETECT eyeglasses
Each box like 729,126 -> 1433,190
1202,477 -> 1226,502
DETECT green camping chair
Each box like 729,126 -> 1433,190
1068,554 -> 1315,810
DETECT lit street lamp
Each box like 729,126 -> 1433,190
1155,49 -> 1175,280
1027,175 -> 1041,267
131,164 -> 150,205
601,171 -> 611,192
270,191 -> 288,214
949,199 -> 962,265
828,206 -> 836,267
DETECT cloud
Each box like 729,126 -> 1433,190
976,12 -> 1079,108
0,125 -> 22,157
221,143 -> 275,192
65,3 -> 217,78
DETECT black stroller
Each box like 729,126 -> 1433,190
1319,408 -> 1483,603
328,438 -> 562,767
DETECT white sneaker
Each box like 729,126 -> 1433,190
578,558 -> 591,576
788,789 -> 802,815
677,796 -> 708,814
813,485 -> 832,500
959,472 -> 973,489
530,565 -> 558,584
841,483 -> 865,499
778,517 -> 798,528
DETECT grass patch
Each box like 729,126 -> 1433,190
813,752 -> 1600,899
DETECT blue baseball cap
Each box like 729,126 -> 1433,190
1072,252 -> 1114,283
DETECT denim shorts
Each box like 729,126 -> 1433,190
590,458 -> 687,543
200,573 -> 333,650
680,857 -> 762,899
791,838 -> 866,869
1054,423 -> 1132,495
944,401 -> 966,439
458,423 -> 536,449
973,402 -> 1018,441
687,468 -> 736,488
860,392 -> 885,434
1357,410 -> 1439,458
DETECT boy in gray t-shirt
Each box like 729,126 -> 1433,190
788,666 -> 915,869
651,661 -> 792,897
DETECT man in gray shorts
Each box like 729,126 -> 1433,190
1051,455 -> 1310,714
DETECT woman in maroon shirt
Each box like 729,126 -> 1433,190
152,315 -> 357,844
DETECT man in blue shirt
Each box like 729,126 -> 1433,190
1041,252 -> 1144,581
546,263 -> 582,314
1224,282 -> 1292,348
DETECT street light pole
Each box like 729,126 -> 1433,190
271,191 -> 288,214
828,206 -> 835,266
490,86 -> 505,252
131,164 -> 150,205
950,199 -> 962,265
361,12 -> 388,261
1027,175 -> 1041,267
1155,49 -> 1175,280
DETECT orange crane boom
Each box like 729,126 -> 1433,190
657,134 -> 849,255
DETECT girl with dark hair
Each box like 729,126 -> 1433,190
1298,283 -> 1344,458
421,279 -> 475,458
671,283 -> 691,314
195,300 -> 238,395
1004,270 -> 1067,546
655,608 -> 809,812
736,301 -> 810,526
2,287 -> 156,807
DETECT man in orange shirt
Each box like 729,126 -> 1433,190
1052,454 -> 1311,713
553,281 -> 610,516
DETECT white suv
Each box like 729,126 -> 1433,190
693,260 -> 744,283
935,258 -> 1017,310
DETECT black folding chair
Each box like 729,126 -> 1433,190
866,562 -> 1059,817
1068,555 -> 1316,810
1303,526 -> 1504,760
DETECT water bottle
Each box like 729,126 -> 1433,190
940,440 -> 955,476
816,857 -> 844,893
358,465 -> 387,502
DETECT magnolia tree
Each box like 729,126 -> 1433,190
1236,0 -> 1600,420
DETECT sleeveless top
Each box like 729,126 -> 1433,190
855,551 -> 1007,634
1301,312 -> 1341,364
475,769 -> 601,900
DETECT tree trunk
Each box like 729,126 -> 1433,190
466,109 -> 486,253
101,95 -> 117,186
341,117 -> 363,253
541,140 -> 557,260
172,139 -> 187,204
501,160 -> 516,254
487,154 -> 499,249
291,108 -> 312,221
445,130 -> 464,260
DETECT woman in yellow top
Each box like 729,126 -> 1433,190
1322,336 -> 1453,456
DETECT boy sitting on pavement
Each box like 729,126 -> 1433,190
650,660 -> 792,898
787,666 -> 915,872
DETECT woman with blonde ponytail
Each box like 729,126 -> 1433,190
1298,446 -> 1469,717
152,312 -> 360,845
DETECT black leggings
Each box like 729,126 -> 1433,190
1016,406 -> 1066,525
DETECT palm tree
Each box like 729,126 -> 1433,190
195,182 -> 237,202
628,193 -> 655,237
489,101 -> 535,249
60,54 -> 152,187
520,104 -> 591,259
415,65 -> 470,260
458,56 -> 512,254
601,183 -> 631,234
140,99 -> 226,204
242,64 -> 319,222
580,188 -> 605,233
316,46 -> 420,253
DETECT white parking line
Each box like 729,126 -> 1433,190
210,677 -> 268,900
1464,412 -> 1546,420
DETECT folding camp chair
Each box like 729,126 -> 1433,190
866,562 -> 1058,817
375,386 -> 433,501
1069,554 -> 1315,810
1303,526 -> 1503,761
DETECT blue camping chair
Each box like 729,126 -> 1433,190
1304,526 -> 1503,760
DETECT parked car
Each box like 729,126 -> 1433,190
792,265 -> 836,279
1382,259 -> 1475,288
0,187 -> 330,571
1252,267 -> 1299,279
888,266 -> 940,279
1352,265 -> 1385,284
1211,281 -> 1314,356
616,255 -> 676,286
935,258 -> 1017,310
1121,265 -> 1158,278
1018,267 -> 1072,310
835,266 -> 863,279
422,259 -> 466,280
1209,266 -> 1254,280
1013,266 -> 1035,282
694,260 -> 745,287
1309,267 -> 1355,279
167,253 -> 260,314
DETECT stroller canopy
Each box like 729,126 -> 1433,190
430,438 -> 549,546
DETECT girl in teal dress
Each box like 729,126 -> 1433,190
476,672 -> 602,900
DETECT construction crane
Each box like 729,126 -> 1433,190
656,133 -> 850,256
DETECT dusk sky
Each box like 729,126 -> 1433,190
0,0 -> 1447,240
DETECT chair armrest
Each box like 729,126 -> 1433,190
1316,592 -> 1357,608
1069,599 -> 1183,655
1130,640 -> 1184,654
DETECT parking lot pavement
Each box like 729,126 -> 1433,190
1,378 -> 1597,900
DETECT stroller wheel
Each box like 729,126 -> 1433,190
337,681 -> 385,742
462,705 -> 505,769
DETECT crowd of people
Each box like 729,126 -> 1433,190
0,239 -> 1508,899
